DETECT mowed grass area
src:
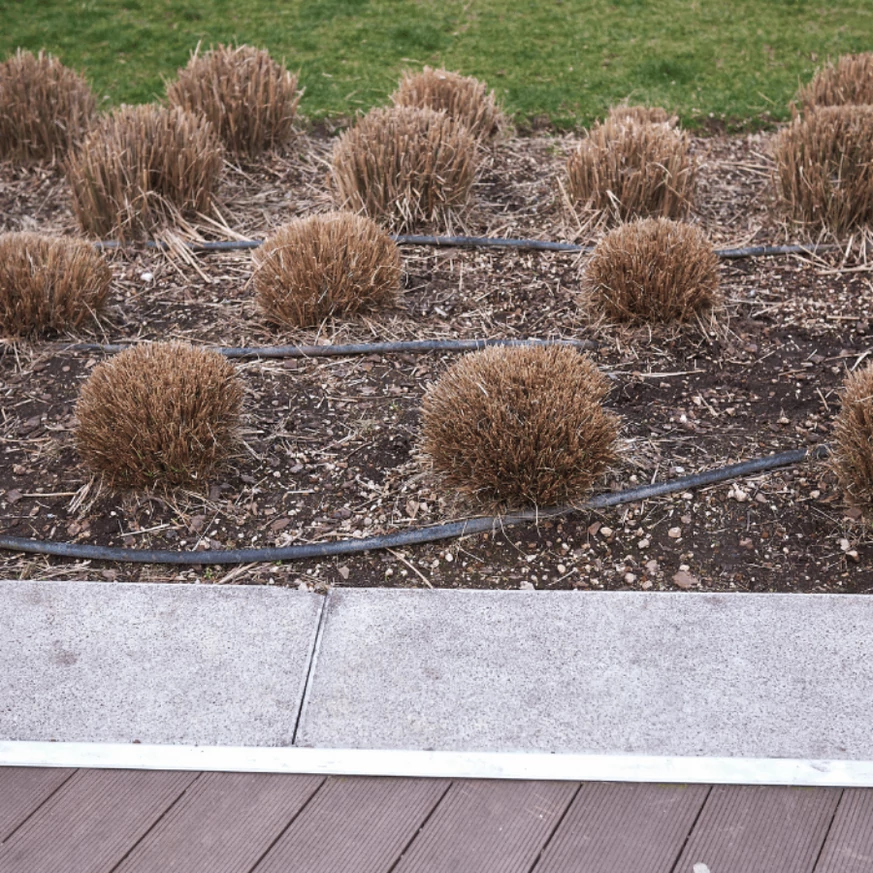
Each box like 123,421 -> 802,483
1,0 -> 872,129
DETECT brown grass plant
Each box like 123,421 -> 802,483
253,212 -> 401,328
582,218 -> 720,324
75,342 -> 243,489
607,104 -> 677,127
772,105 -> 873,234
566,116 -> 696,221
0,232 -> 111,337
166,44 -> 301,157
831,362 -> 873,515
0,49 -> 96,163
420,345 -> 620,511
390,66 -> 504,142
65,104 -> 224,239
799,53 -> 873,110
331,106 -> 478,231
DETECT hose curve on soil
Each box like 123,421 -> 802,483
0,445 -> 830,566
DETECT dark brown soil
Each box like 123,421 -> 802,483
2,129 -> 873,593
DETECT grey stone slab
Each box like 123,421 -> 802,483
0,581 -> 323,746
296,589 -> 873,758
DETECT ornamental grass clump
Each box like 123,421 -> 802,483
582,218 -> 720,324
832,363 -> 873,515
567,116 -> 695,221
166,44 -> 302,157
799,53 -> 873,110
331,106 -> 478,231
772,105 -> 873,234
390,66 -> 504,142
0,232 -> 111,337
607,104 -> 676,127
65,104 -> 223,239
253,212 -> 401,328
75,342 -> 243,489
420,345 -> 619,511
0,49 -> 96,163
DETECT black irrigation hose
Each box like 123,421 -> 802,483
93,236 -> 841,259
62,337 -> 597,359
0,445 -> 829,566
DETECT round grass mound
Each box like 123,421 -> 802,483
331,106 -> 478,231
75,342 -> 243,489
0,232 -> 111,337
65,104 -> 224,239
166,44 -> 302,157
582,218 -> 720,324
773,105 -> 873,234
832,362 -> 873,514
799,53 -> 873,110
420,345 -> 620,511
390,66 -> 504,142
253,212 -> 402,328
567,116 -> 695,221
0,49 -> 96,164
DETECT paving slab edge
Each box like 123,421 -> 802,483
2,742 -> 873,787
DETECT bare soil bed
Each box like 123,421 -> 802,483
2,128 -> 873,594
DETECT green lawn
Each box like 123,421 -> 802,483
1,0 -> 872,129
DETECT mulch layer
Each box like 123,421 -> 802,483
2,128 -> 873,594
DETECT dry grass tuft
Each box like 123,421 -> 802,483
832,362 -> 873,515
420,345 -> 620,511
772,105 -> 873,234
0,49 -> 96,163
607,104 -> 676,127
799,53 -> 873,110
65,104 -> 224,239
0,232 -> 111,337
166,44 -> 302,157
566,116 -> 696,221
253,212 -> 401,328
75,342 -> 243,489
390,66 -> 504,142
582,218 -> 720,324
331,106 -> 478,231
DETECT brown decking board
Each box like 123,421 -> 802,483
532,782 -> 711,873
392,779 -> 578,873
113,772 -> 325,873
815,788 -> 873,873
0,767 -> 74,842
672,785 -> 843,873
253,776 -> 448,873
0,769 -> 197,873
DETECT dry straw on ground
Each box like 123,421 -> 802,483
390,66 -> 504,142
166,44 -> 301,157
798,53 -> 873,110
65,104 -> 224,239
331,106 -> 478,231
75,342 -> 243,489
420,345 -> 619,511
567,116 -> 696,221
0,232 -> 111,337
773,105 -> 873,234
582,218 -> 721,324
0,49 -> 96,163
253,211 -> 401,328
832,362 -> 873,515
607,104 -> 677,127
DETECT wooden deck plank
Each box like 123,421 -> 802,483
533,782 -> 710,873
392,779 -> 577,873
114,772 -> 325,873
0,768 -> 75,842
0,769 -> 197,873
815,789 -> 873,873
253,776 -> 447,873
673,785 -> 842,873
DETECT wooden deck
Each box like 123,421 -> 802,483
1,768 -> 873,872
